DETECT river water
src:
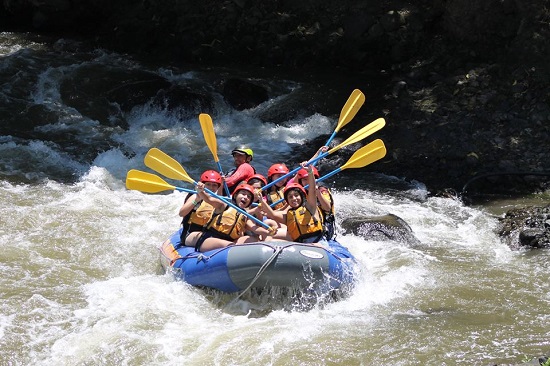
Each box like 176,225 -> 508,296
1,32 -> 549,366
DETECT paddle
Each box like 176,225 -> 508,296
261,117 -> 386,191
126,169 -> 196,194
268,139 -> 387,207
198,113 -> 231,196
323,89 -> 365,149
144,148 -> 271,229
313,138 -> 386,181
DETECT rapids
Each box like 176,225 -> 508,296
1,32 -> 549,365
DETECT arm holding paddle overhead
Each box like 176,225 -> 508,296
261,118 -> 385,192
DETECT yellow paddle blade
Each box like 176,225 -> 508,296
144,148 -> 195,184
341,139 -> 387,170
126,169 -> 176,193
328,118 -> 386,154
199,113 -> 219,162
336,89 -> 365,131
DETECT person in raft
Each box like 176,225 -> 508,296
259,164 -> 326,245
294,166 -> 336,240
177,169 -> 221,244
245,173 -> 288,240
224,147 -> 255,193
265,163 -> 290,211
185,182 -> 277,252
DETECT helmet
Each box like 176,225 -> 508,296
267,163 -> 290,179
247,174 -> 267,187
200,170 -> 222,184
295,166 -> 319,181
232,183 -> 256,206
284,183 -> 307,202
231,147 -> 253,161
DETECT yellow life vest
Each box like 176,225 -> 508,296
266,187 -> 286,210
286,206 -> 325,242
206,206 -> 247,240
318,186 -> 335,215
187,201 -> 215,228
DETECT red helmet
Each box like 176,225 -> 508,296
284,183 -> 307,202
200,170 -> 222,184
267,163 -> 290,179
247,174 -> 267,187
295,166 -> 319,181
232,183 -> 256,205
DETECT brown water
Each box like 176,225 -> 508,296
1,178 -> 549,365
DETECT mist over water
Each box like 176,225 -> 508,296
1,32 -> 549,365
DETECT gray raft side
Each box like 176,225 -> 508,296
226,242 -> 331,289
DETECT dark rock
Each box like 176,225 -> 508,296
341,214 -> 420,245
222,79 -> 270,111
497,204 -> 550,249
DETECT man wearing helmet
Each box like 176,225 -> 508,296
224,147 -> 256,194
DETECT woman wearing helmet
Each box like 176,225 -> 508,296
265,163 -> 290,211
295,166 -> 336,240
185,182 -> 277,252
178,170 -> 222,243
245,174 -> 287,239
224,147 -> 256,193
260,163 -> 325,244
246,173 -> 268,206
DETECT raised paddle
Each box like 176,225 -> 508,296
198,113 -> 231,196
126,169 -> 196,194
314,138 -> 386,181
144,148 -> 271,230
323,89 -> 365,148
268,139 -> 387,207
261,117 -> 386,191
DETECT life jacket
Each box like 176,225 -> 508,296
318,185 -> 336,240
180,194 -> 214,242
286,205 -> 325,243
266,187 -> 286,210
205,205 -> 247,241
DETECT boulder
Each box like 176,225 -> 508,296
341,213 -> 420,245
497,204 -> 550,249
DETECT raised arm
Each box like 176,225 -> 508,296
256,190 -> 286,224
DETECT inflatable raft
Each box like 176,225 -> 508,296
159,229 -> 356,294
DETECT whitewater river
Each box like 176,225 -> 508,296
1,32 -> 549,365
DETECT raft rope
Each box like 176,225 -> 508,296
232,245 -> 284,301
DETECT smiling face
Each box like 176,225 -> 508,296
234,190 -> 253,208
285,189 -> 303,208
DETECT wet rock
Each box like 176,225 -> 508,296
59,64 -> 215,126
222,78 -> 269,110
497,204 -> 550,249
341,213 -> 420,245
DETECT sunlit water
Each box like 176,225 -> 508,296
1,32 -> 549,366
